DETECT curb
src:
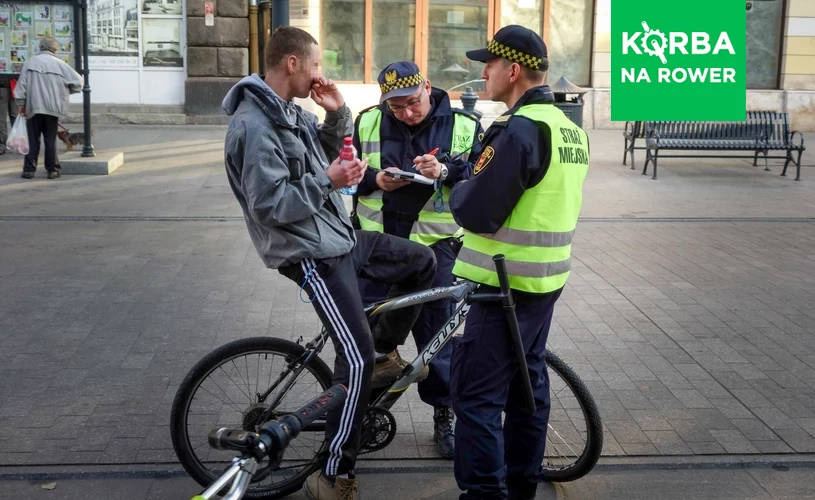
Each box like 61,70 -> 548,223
2,455 -> 815,481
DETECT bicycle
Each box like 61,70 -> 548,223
190,384 -> 348,500
171,255 -> 604,499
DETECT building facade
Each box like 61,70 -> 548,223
67,0 -> 815,130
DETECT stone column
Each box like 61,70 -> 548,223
590,0 -> 615,129
782,0 -> 815,131
185,0 -> 251,116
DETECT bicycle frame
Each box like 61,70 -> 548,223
362,280 -> 479,409
258,253 -> 536,434
254,280 -> 478,427
194,457 -> 257,500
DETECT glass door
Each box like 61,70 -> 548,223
423,0 -> 489,93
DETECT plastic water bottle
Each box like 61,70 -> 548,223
339,137 -> 358,195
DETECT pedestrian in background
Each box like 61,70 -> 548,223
15,37 -> 82,179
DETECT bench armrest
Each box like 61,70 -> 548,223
623,121 -> 634,138
790,130 -> 806,150
645,126 -> 661,146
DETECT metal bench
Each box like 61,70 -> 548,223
623,112 -> 806,181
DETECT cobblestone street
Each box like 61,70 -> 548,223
1,127 -> 814,467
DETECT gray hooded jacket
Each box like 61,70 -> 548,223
222,74 -> 355,269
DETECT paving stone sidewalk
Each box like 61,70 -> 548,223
1,127 -> 815,466
0,218 -> 814,465
4,466 -> 815,500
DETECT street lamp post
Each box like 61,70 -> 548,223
81,0 -> 94,157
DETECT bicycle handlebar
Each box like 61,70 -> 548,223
208,384 -> 348,460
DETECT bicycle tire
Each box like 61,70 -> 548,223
542,350 -> 603,482
171,336 -> 333,500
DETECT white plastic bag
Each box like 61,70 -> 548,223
7,116 -> 29,155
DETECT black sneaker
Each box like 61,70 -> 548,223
433,406 -> 455,459
47,170 -> 61,179
21,171 -> 34,179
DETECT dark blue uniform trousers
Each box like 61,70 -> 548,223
358,216 -> 457,407
450,287 -> 562,499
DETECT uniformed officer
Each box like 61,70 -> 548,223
351,60 -> 484,458
448,25 -> 590,499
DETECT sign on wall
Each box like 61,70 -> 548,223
204,1 -> 212,26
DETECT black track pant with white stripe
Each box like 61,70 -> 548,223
278,230 -> 436,475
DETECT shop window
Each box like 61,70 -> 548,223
499,0 -> 593,87
372,0 -> 416,79
545,0 -> 593,86
316,0 -> 596,89
321,0 -> 366,82
746,0 -> 783,89
426,0 -> 488,92
500,0 -> 542,34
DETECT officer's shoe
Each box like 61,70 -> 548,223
371,349 -> 428,388
433,406 -> 455,459
303,470 -> 359,500
21,171 -> 34,179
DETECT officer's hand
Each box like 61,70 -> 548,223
413,154 -> 441,179
326,156 -> 367,190
376,167 -> 410,192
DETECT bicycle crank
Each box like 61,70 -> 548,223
359,407 -> 396,454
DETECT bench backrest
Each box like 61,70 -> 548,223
643,111 -> 790,143
762,111 -> 791,144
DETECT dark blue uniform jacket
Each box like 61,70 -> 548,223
354,87 -> 484,215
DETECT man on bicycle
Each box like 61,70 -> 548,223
449,25 -> 590,499
222,27 -> 436,500
351,61 -> 484,458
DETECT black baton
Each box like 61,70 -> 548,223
493,255 -> 536,414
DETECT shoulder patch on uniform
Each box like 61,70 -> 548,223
473,146 -> 495,175
492,115 -> 511,123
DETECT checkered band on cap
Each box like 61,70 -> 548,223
488,39 -> 542,70
379,72 -> 425,94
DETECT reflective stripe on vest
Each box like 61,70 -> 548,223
356,108 -> 477,246
452,104 -> 590,294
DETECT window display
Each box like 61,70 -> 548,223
0,3 -> 75,74
142,17 -> 181,67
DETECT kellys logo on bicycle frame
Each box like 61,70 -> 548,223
421,303 -> 469,365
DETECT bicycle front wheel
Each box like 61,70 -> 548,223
542,350 -> 603,482
170,336 -> 333,499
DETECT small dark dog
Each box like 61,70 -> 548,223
57,126 -> 90,151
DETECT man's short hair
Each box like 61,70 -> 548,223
39,37 -> 59,54
502,56 -> 548,83
264,26 -> 318,70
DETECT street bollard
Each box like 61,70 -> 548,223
460,86 -> 482,120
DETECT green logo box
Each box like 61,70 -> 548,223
611,0 -> 746,121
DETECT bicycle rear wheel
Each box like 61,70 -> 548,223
171,336 -> 332,499
542,350 -> 603,482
